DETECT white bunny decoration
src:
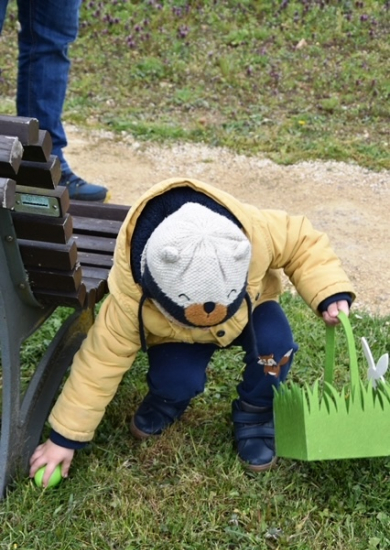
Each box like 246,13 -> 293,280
361,337 -> 389,389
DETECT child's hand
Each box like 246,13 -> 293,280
322,299 -> 350,326
29,440 -> 74,487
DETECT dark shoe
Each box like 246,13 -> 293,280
130,393 -> 190,439
59,171 -> 108,202
232,399 -> 277,472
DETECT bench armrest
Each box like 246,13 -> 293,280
0,178 -> 16,210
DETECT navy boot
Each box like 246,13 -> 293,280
130,393 -> 190,439
232,399 -> 277,471
59,171 -> 108,202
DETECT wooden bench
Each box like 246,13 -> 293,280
0,115 -> 130,497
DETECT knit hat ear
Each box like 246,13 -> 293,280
141,202 -> 251,327
234,240 -> 251,260
161,246 -> 179,263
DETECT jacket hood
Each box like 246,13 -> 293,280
108,177 -> 262,314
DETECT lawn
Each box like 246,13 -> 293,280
1,1 -> 390,549
1,296 -> 390,549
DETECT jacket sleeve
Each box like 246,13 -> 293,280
49,294 -> 141,442
261,210 -> 356,312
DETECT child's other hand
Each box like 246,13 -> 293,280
29,440 -> 74,486
322,299 -> 350,326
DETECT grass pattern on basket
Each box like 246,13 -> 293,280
274,312 -> 390,462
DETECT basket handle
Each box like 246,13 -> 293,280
324,311 -> 359,390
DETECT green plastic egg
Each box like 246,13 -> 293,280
34,465 -> 62,488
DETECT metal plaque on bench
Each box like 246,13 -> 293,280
14,185 -> 69,217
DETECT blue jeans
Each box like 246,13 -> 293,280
147,301 -> 299,409
0,0 -> 81,173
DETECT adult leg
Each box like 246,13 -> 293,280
130,342 -> 217,438
16,0 -> 80,166
232,300 -> 298,470
0,1 -> 9,31
16,0 -> 108,200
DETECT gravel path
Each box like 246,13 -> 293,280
65,125 -> 390,317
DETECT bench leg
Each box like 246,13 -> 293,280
0,300 -> 94,499
19,307 -> 94,470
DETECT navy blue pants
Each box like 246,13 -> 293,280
147,301 -> 298,408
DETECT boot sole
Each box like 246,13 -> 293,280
243,455 -> 278,472
103,191 -> 112,204
130,417 -> 161,440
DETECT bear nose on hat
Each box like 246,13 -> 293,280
184,302 -> 227,326
203,302 -> 216,314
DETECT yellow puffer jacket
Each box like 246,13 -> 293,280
49,177 -> 355,442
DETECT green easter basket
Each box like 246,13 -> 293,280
274,312 -> 390,461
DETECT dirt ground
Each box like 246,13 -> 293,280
65,124 -> 390,318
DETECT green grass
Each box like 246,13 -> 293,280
1,1 -> 390,547
1,0 -> 390,169
1,295 -> 390,549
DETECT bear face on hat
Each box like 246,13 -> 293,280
141,202 -> 252,328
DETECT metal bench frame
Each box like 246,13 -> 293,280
0,206 -> 94,497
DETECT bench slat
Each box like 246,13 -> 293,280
18,238 -> 78,270
83,277 -> 107,303
0,136 -> 24,177
27,264 -> 82,292
16,155 -> 60,189
73,233 -> 116,254
0,178 -> 16,209
82,266 -> 110,281
77,250 -> 114,269
33,283 -> 87,308
12,212 -> 73,243
72,215 -> 122,237
22,130 -> 52,162
68,201 -> 129,222
81,267 -> 112,303
0,115 -> 39,144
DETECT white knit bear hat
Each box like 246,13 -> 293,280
141,202 -> 252,327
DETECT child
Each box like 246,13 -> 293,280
30,177 -> 354,485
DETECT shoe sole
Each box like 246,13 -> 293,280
243,455 -> 278,472
130,417 -> 160,440
103,191 -> 112,204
